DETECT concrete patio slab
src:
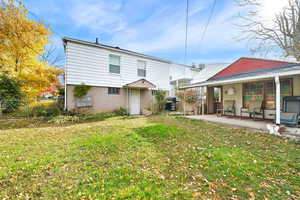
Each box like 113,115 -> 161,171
186,115 -> 271,131
186,115 -> 300,141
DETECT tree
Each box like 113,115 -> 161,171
176,89 -> 199,114
0,74 -> 22,113
236,0 -> 300,60
40,44 -> 65,69
154,90 -> 167,112
0,0 -> 62,100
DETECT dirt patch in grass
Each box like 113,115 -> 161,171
0,115 -> 299,199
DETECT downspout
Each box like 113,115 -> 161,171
275,75 -> 281,125
127,87 -> 129,116
64,42 -> 68,111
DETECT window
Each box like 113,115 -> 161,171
151,90 -> 158,96
137,60 -> 146,77
243,82 -> 264,108
243,78 -> 293,110
264,79 -> 293,109
264,81 -> 275,109
108,87 -> 120,95
280,79 -> 293,96
109,55 -> 120,74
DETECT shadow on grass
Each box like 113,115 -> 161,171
0,114 -> 132,130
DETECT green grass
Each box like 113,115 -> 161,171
0,115 -> 299,199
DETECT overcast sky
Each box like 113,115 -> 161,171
23,0 -> 292,65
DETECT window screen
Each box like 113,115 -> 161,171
109,55 -> 120,74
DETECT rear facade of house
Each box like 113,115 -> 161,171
63,37 -> 190,115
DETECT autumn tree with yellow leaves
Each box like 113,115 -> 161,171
0,0 -> 62,100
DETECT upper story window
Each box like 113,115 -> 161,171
109,55 -> 120,74
108,87 -> 120,95
137,60 -> 146,77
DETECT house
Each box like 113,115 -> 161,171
183,57 -> 300,125
169,63 -> 230,97
63,37 -> 193,115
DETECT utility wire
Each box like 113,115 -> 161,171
184,0 -> 189,65
199,0 -> 217,48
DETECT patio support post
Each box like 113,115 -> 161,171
275,76 -> 281,124
201,87 -> 205,115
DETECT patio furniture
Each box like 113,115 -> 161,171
223,100 -> 236,116
240,100 -> 264,120
283,96 -> 300,115
280,112 -> 299,126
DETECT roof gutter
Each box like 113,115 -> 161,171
181,68 -> 300,89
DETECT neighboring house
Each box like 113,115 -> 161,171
63,37 -> 192,114
191,63 -> 230,84
169,63 -> 230,97
40,84 -> 59,98
184,57 -> 300,124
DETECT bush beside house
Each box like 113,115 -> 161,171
176,89 -> 199,114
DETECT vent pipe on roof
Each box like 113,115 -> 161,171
95,37 -> 99,44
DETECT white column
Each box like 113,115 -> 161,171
275,76 -> 281,124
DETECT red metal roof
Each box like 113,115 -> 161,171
211,57 -> 293,79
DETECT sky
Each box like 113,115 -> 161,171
22,0 -> 291,66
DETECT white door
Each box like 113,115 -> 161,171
129,89 -> 140,115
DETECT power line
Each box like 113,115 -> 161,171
184,0 -> 189,65
199,0 -> 217,48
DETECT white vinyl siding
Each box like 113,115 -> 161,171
109,55 -> 120,74
65,42 -> 171,90
137,60 -> 146,77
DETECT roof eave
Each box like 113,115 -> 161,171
62,37 -> 171,64
182,68 -> 300,89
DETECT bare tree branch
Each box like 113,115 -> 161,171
40,44 -> 64,68
236,0 -> 300,61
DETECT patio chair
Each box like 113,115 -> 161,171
240,100 -> 264,120
280,112 -> 299,126
223,100 -> 236,116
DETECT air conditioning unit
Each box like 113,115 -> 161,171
198,64 -> 205,70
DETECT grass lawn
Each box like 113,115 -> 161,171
0,115 -> 299,199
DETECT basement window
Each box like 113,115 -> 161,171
108,87 -> 120,95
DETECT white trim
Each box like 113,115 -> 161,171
183,69 -> 300,88
275,76 -> 281,124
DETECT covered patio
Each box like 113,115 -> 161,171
180,58 -> 300,140
184,62 -> 300,126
